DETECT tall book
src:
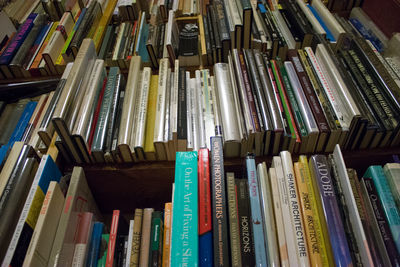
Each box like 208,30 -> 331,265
48,167 -> 101,267
363,165 -> 400,253
210,136 -> 230,266
309,155 -> 353,267
86,222 -> 104,267
198,148 -> 213,267
383,163 -> 400,210
139,208 -> 154,267
171,152 -> 198,266
22,181 -> 65,267
245,155 -> 268,266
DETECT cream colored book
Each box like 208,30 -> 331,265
271,156 -> 298,267
153,58 -> 169,161
269,166 -> 290,267
52,38 -> 97,164
22,182 -> 64,267
186,72 -> 193,151
117,56 -> 142,163
71,59 -> 106,164
280,151 -> 310,267
0,142 -> 24,198
22,93 -> 49,143
144,75 -> 159,161
132,67 -> 151,161
200,69 -> 215,150
139,208 -> 154,267
195,70 -> 206,149
163,68 -> 172,160
257,162 -> 280,267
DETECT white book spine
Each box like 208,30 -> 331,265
311,0 -> 345,40
190,78 -> 199,151
164,68 -> 172,145
272,10 -> 296,49
210,76 -> 222,136
201,69 -> 215,149
186,72 -> 193,150
195,70 -> 206,149
280,151 -> 310,267
295,0 -> 325,35
153,58 -> 168,143
125,220 -> 134,267
272,156 -> 299,267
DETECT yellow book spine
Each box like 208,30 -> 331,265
299,155 -> 334,267
46,132 -> 59,162
162,202 -> 172,267
93,0 -> 117,51
143,74 -> 158,157
294,162 -> 324,267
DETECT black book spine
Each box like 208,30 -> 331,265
208,7 -> 222,63
210,136 -> 230,266
110,74 -> 126,159
362,177 -> 400,267
205,12 -> 216,65
235,178 -> 256,267
213,0 -> 231,63
202,15 -> 212,61
177,67 -> 187,142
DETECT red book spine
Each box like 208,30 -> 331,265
88,76 -> 107,152
198,148 -> 212,234
105,210 -> 120,267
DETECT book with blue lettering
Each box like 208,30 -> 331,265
210,136 -> 230,266
135,12 -> 150,65
364,165 -> 400,253
306,5 -> 335,42
309,154 -> 353,267
0,13 -> 37,78
86,222 -> 105,267
198,148 -> 213,267
2,154 -> 62,267
246,154 -> 268,267
349,18 -> 384,52
0,101 -> 37,166
171,151 -> 198,267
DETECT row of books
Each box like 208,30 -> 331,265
1,135 -> 400,266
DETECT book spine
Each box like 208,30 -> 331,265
171,152 -> 198,266
210,136 -> 230,266
226,172 -> 242,267
362,177 -> 400,266
364,165 -> 400,253
130,209 -> 143,267
105,210 -> 120,267
235,178 -> 256,267
177,67 -> 187,149
86,222 -> 104,267
246,155 -> 268,266
162,203 -> 172,267
0,13 -> 37,65
309,155 -> 353,267
198,148 -> 213,267
293,162 -> 324,267
149,211 -> 163,267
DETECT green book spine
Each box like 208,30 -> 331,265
149,211 -> 163,267
97,234 -> 110,267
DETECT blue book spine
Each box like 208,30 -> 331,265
364,165 -> 400,253
246,155 -> 268,267
171,152 -> 198,267
349,18 -> 383,52
310,155 -> 353,267
37,155 -> 62,193
0,13 -> 37,65
87,222 -> 105,267
0,101 -> 37,165
307,5 -> 335,42
199,233 -> 213,267
136,13 -> 150,63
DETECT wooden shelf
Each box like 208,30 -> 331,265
77,146 -> 400,213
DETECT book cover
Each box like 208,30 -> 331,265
246,155 -> 268,266
210,136 -> 229,266
364,165 -> 400,253
198,148 -> 213,267
171,152 -> 198,267
309,154 -> 353,267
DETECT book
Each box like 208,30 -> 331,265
245,155 -> 268,266
226,172 -> 242,267
22,181 -> 65,267
309,154 -> 353,267
2,155 -> 62,267
198,148 -> 213,267
144,74 -> 159,161
72,212 -> 94,266
139,208 -> 154,267
48,167 -> 101,267
364,165 -> 400,253
106,210 -> 120,267
97,234 -> 110,267
148,211 -> 163,267
171,151 -> 198,266
162,203 -> 172,267
86,222 -> 104,267
384,163 -> 400,210
210,136 -> 229,266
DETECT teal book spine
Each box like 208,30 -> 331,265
171,151 -> 198,267
246,154 -> 268,267
364,165 -> 400,253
